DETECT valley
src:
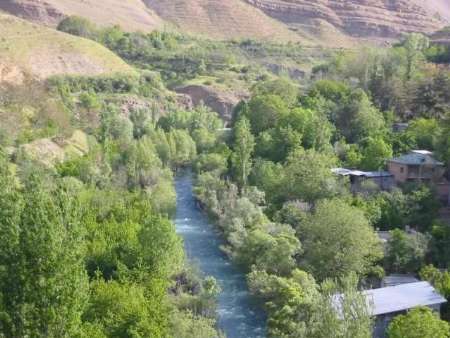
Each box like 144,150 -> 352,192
1,2 -> 450,338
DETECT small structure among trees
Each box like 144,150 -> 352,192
334,150 -> 450,205
388,150 -> 450,205
332,168 -> 395,193
367,282 -> 446,338
388,150 -> 445,184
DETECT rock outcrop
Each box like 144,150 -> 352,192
143,0 -> 305,42
244,0 -> 447,40
0,0 -> 64,26
19,130 -> 90,167
1,0 -> 449,46
175,85 -> 248,124
0,0 -> 164,32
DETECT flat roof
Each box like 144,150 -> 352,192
412,150 -> 433,155
332,282 -> 447,317
382,274 -> 420,287
332,168 -> 393,178
389,151 -> 443,166
364,281 -> 447,316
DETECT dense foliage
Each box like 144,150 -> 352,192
1,15 -> 449,337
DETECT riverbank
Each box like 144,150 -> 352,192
174,171 -> 266,338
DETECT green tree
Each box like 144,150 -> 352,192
57,16 -> 98,39
385,229 -> 429,274
250,159 -> 285,208
403,33 -> 429,81
232,117 -> 255,187
171,310 -> 223,338
360,137 -> 393,170
310,274 -> 373,338
246,95 -> 289,135
237,225 -> 302,276
0,171 -> 88,337
406,185 -> 440,231
429,223 -> 450,269
194,153 -> 228,175
335,89 -> 386,143
252,79 -> 299,108
283,148 -> 339,203
248,268 -> 319,338
248,269 -> 373,338
299,199 -> 383,280
406,118 -> 441,150
437,111 -> 450,165
420,265 -> 450,298
84,279 -> 168,338
167,129 -> 197,168
281,107 -> 333,151
387,307 -> 449,338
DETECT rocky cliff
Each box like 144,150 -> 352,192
143,0 -> 304,42
175,85 -> 248,124
1,0 -> 449,45
0,0 -> 164,32
244,0 -> 447,40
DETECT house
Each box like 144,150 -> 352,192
365,282 -> 447,338
387,150 -> 449,204
333,282 -> 447,338
332,168 -> 395,192
388,150 -> 445,184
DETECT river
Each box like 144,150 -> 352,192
174,171 -> 266,338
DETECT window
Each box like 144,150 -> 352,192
400,167 -> 404,173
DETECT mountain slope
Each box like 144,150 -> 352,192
1,0 -> 449,46
415,0 -> 450,21
143,0 -> 308,43
0,0 -> 164,32
0,13 -> 134,84
244,0 -> 448,40
144,0 -> 449,45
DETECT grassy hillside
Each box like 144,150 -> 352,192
143,0 -> 309,43
0,13 -> 135,83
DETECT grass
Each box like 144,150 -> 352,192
0,13 -> 135,80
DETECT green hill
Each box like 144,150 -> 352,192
0,13 -> 135,84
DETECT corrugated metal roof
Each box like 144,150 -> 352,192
332,168 -> 393,178
382,275 -> 420,287
364,281 -> 447,316
412,150 -> 433,155
332,282 -> 447,317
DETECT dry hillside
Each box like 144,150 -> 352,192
0,0 -> 164,32
143,0 -> 309,43
244,0 -> 448,40
1,0 -> 449,46
0,13 -> 134,84
144,0 -> 449,45
415,0 -> 450,21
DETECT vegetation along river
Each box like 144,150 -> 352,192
174,171 -> 266,338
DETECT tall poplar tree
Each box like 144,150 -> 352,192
232,117 -> 255,188
0,155 -> 88,337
